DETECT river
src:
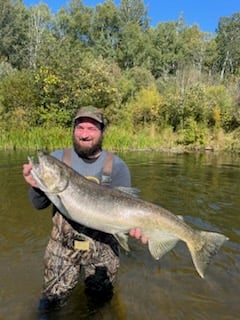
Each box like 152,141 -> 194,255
0,150 -> 239,320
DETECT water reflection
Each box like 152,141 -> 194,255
0,150 -> 239,319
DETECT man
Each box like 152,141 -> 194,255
23,106 -> 146,311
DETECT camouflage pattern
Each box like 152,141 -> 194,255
42,211 -> 120,301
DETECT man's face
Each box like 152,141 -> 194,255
73,117 -> 104,158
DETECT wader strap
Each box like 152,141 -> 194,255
101,152 -> 114,186
62,148 -> 113,186
63,148 -> 72,167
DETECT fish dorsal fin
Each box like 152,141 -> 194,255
114,233 -> 130,252
115,187 -> 140,198
148,231 -> 180,260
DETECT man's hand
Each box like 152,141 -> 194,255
129,228 -> 148,244
22,163 -> 39,188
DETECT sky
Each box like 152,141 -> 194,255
23,0 -> 240,33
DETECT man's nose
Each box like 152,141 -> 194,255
80,129 -> 91,138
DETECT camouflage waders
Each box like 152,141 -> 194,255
42,212 -> 120,302
41,150 -> 119,305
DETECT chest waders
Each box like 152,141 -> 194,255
41,149 -> 120,306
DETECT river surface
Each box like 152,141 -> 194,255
0,150 -> 239,320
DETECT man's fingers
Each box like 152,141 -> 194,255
134,228 -> 141,239
129,228 -> 148,244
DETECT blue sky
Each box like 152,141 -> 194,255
23,0 -> 239,33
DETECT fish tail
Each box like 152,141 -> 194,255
187,231 -> 228,278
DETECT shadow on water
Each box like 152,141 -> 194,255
0,150 -> 239,319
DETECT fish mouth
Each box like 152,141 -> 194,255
31,151 -> 50,175
36,150 -> 47,162
28,155 -> 51,193
28,155 -> 38,169
28,155 -> 41,181
28,151 -> 45,166
28,153 -> 46,187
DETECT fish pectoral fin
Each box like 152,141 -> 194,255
148,232 -> 180,260
114,233 -> 130,252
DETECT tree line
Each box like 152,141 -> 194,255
0,0 -> 239,148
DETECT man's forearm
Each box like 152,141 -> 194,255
28,187 -> 51,209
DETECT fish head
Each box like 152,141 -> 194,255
29,151 -> 69,194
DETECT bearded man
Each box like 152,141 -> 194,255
23,106 -> 146,312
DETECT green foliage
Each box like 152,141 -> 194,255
162,84 -> 208,130
104,125 -> 133,150
0,69 -> 37,129
32,56 -> 121,127
90,1 -> 120,58
0,0 -> 29,68
177,25 -> 206,69
205,85 -> 234,129
149,21 -> 179,76
216,13 -> 240,77
73,57 -> 120,108
177,118 -> 207,145
116,22 -> 151,69
0,1 -> 239,151
124,67 -> 156,94
0,127 -> 72,150
119,0 -> 149,31
115,66 -> 155,104
36,105 -> 71,128
33,65 -> 73,126
0,60 -> 16,79
103,124 -> 171,151
28,3 -> 53,69
129,85 -> 163,128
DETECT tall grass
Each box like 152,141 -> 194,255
0,126 -> 239,153
105,125 -> 183,151
0,127 -> 72,151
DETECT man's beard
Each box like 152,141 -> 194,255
73,134 -> 103,159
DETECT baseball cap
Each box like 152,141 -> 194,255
74,106 -> 105,128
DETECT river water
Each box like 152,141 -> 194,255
0,150 -> 239,320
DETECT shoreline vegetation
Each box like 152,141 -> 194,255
1,4 -> 239,156
1,126 -> 239,154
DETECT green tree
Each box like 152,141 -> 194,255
119,0 -> 149,31
0,60 -> 16,79
216,13 -> 240,79
177,24 -> 209,73
116,22 -> 151,69
27,4 -> 52,69
121,66 -> 155,97
162,85 -> 208,131
0,69 -> 37,129
130,85 -> 163,128
90,0 -> 120,59
33,52 -> 121,127
205,85 -> 234,130
116,0 -> 151,69
59,0 -> 93,44
149,21 -> 179,77
202,37 -> 219,76
0,0 -> 29,68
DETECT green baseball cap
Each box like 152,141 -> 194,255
74,106 -> 105,127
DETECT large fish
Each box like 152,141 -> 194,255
29,151 -> 228,278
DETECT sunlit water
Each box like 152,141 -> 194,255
0,150 -> 239,320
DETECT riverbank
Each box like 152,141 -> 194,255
0,126 -> 239,154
